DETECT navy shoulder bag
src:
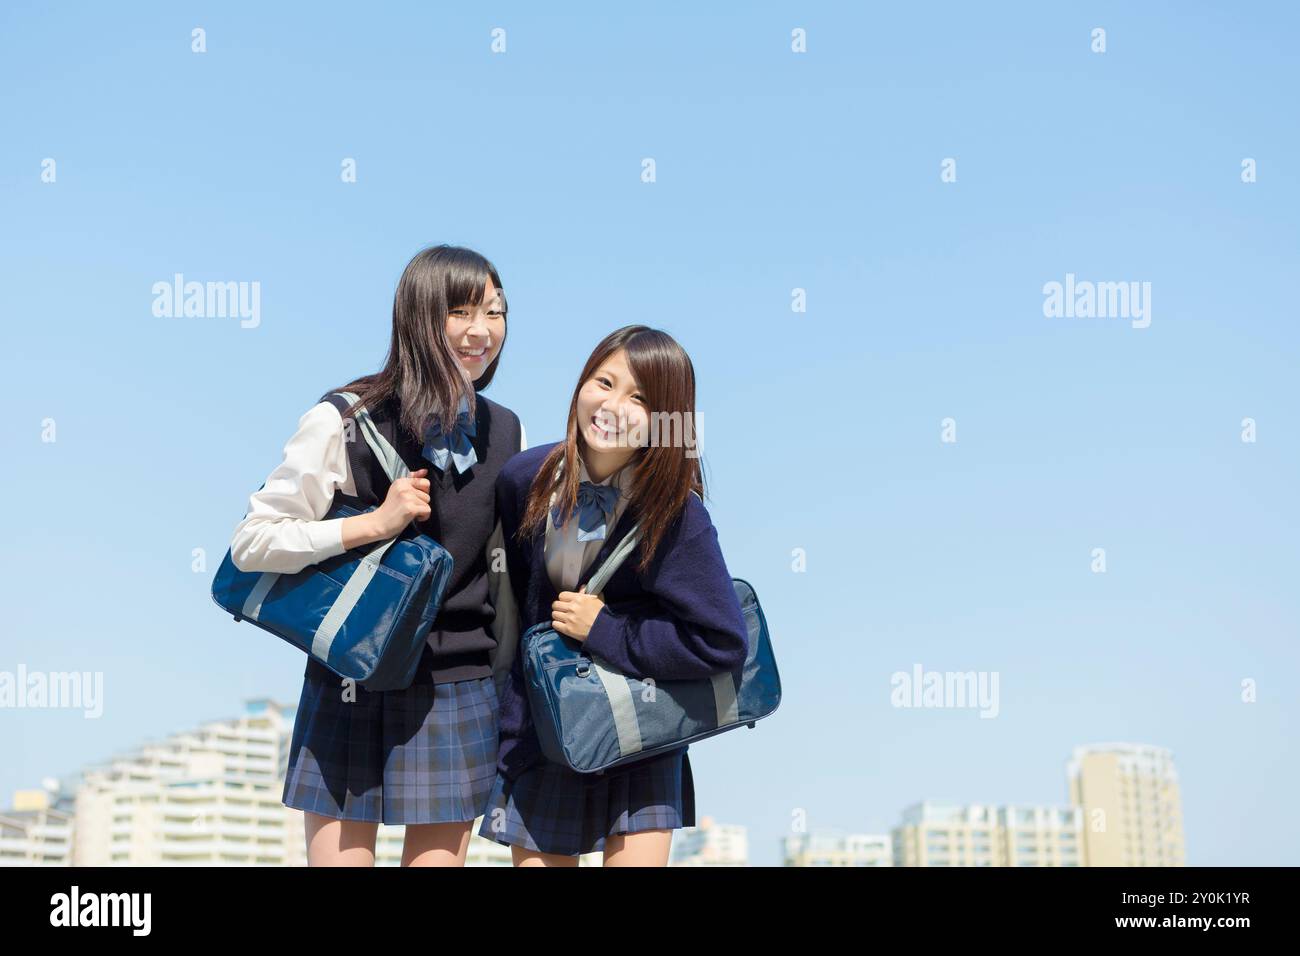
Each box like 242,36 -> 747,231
211,392 -> 454,691
522,500 -> 781,774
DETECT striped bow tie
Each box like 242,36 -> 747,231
421,395 -> 478,474
554,480 -> 621,542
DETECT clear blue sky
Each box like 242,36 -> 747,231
2,2 -> 1296,866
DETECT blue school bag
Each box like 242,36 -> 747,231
211,392 -> 454,692
522,509 -> 781,774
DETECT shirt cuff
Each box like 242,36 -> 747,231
305,517 -> 348,560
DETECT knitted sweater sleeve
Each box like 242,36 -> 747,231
581,519 -> 749,681
493,462 -> 544,776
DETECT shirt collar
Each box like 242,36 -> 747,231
578,454 -> 633,495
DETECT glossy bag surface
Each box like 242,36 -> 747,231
523,577 -> 781,774
211,504 -> 453,691
211,392 -> 454,692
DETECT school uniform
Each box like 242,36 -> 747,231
476,441 -> 749,856
230,389 -> 524,825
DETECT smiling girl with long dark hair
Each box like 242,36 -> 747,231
230,245 -> 525,866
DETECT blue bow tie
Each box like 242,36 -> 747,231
421,395 -> 478,474
554,480 -> 621,542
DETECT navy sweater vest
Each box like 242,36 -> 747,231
322,389 -> 521,684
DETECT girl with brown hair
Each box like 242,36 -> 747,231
477,325 -> 748,866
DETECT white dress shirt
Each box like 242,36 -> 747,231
543,455 -> 635,595
230,401 -> 527,574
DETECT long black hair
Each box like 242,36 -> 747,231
333,245 -> 507,440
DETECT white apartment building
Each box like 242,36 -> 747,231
67,697 -> 514,866
0,787 -> 74,866
783,831 -> 893,866
1067,742 -> 1185,866
73,698 -> 305,865
892,801 -> 1084,866
670,816 -> 748,866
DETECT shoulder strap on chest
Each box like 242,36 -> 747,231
333,392 -> 411,484
584,488 -> 703,594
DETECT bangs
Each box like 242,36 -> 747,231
621,329 -> 688,409
443,255 -> 504,311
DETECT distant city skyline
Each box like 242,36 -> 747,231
1,698 -> 739,867
4,697 -> 1184,868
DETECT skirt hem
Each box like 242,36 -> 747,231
285,797 -> 486,827
476,821 -> 684,858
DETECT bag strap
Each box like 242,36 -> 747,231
582,489 -> 702,595
241,394 -> 419,647
580,487 -> 737,747
301,393 -> 420,660
335,391 -> 411,484
583,524 -> 642,596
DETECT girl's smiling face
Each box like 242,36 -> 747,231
446,276 -> 505,379
578,348 -> 650,451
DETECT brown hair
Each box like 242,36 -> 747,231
333,244 -> 507,440
518,325 -> 705,576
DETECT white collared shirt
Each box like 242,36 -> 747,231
230,401 -> 527,574
544,455 -> 635,594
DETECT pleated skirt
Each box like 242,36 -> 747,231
476,747 -> 695,857
283,650 -> 499,825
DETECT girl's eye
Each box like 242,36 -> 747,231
632,394 -> 645,404
488,310 -> 504,317
448,309 -> 468,317
597,377 -> 610,387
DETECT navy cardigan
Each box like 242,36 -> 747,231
493,441 -> 750,781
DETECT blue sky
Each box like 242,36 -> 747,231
2,1 -> 1296,865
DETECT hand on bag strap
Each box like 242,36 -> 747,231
291,395 -> 427,661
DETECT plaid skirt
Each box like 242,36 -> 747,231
282,649 -> 499,825
476,747 -> 695,857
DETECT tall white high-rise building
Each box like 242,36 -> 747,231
1067,743 -> 1185,867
